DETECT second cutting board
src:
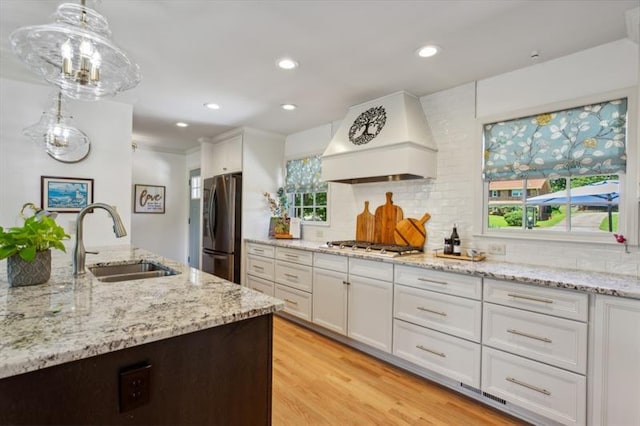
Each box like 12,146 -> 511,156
374,192 -> 404,244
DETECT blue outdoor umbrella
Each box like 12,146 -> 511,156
526,180 -> 619,231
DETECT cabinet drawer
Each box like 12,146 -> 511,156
482,347 -> 586,426
483,303 -> 587,374
247,255 -> 275,281
314,252 -> 348,273
275,260 -> 313,292
484,279 -> 588,321
393,319 -> 481,388
246,275 -> 274,296
394,265 -> 481,300
275,284 -> 312,321
349,258 -> 393,282
275,247 -> 313,266
394,284 -> 481,342
247,243 -> 275,258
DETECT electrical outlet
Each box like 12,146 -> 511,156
67,220 -> 76,233
488,243 -> 506,256
119,363 -> 152,413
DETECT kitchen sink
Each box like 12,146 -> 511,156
88,260 -> 179,282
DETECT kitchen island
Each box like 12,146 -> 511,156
0,246 -> 283,425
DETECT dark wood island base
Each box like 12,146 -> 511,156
0,314 -> 273,425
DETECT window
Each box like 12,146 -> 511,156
489,190 -> 499,198
285,155 -> 328,222
190,175 -> 201,200
483,98 -> 627,235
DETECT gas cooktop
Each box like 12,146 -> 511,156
322,240 -> 423,257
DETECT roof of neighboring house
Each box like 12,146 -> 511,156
489,179 -> 548,190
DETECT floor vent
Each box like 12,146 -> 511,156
482,391 -> 507,405
459,382 -> 481,394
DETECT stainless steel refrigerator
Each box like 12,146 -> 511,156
202,173 -> 242,284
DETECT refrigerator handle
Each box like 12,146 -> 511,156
210,186 -> 218,240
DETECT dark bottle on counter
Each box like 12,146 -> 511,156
443,238 -> 452,254
451,224 -> 461,256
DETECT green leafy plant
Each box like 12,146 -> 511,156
0,204 -> 70,262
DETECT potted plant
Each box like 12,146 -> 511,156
263,188 -> 291,238
0,203 -> 70,287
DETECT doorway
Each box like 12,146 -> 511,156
188,168 -> 201,268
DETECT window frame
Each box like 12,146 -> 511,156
474,88 -> 638,246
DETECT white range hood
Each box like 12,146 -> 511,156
322,91 -> 437,184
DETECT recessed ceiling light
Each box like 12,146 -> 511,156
176,122 -> 188,127
204,102 -> 220,110
416,45 -> 440,58
281,104 -> 297,111
277,58 -> 299,70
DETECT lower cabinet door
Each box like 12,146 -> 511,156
347,275 -> 392,352
312,268 -> 348,335
246,274 -> 274,296
393,319 -> 480,387
482,347 -> 586,425
275,284 -> 312,321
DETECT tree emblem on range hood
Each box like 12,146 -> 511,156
348,106 -> 386,145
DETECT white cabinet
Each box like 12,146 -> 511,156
274,247 -> 313,320
312,254 -> 348,334
482,280 -> 588,425
246,243 -> 275,295
482,347 -> 586,426
207,135 -> 242,175
346,258 -> 393,352
590,295 -> 640,426
393,265 -> 482,387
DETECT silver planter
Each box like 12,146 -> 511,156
7,250 -> 51,287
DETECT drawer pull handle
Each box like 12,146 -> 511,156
253,288 -> 264,293
284,254 -> 299,259
417,277 -> 448,285
253,265 -> 265,271
507,293 -> 553,304
416,345 -> 446,358
417,306 -> 447,317
254,248 -> 265,253
506,377 -> 551,396
342,280 -> 351,286
284,273 -> 299,279
284,298 -> 298,306
507,328 -> 552,343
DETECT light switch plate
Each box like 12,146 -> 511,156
488,243 -> 506,255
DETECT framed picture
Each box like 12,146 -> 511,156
41,176 -> 94,213
134,184 -> 166,214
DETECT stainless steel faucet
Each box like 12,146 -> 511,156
73,203 -> 127,276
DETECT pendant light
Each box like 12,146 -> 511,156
23,92 -> 91,163
10,0 -> 140,101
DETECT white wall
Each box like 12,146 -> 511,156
131,147 -> 188,262
0,78 -> 133,252
285,39 -> 640,277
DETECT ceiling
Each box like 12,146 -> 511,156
0,1 -> 638,153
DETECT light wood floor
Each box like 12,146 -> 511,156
272,316 -> 526,425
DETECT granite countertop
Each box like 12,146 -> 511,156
0,246 -> 283,379
246,238 -> 640,300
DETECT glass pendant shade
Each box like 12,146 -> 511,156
23,93 -> 91,163
10,2 -> 140,101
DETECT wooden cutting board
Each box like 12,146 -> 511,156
394,212 -> 431,247
374,192 -> 404,244
355,201 -> 375,242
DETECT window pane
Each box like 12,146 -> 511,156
302,193 -> 314,206
294,193 -> 302,205
302,208 -> 314,220
488,204 -> 523,229
316,192 -> 327,206
316,207 -> 327,222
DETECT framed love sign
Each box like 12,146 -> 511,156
134,184 -> 165,214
